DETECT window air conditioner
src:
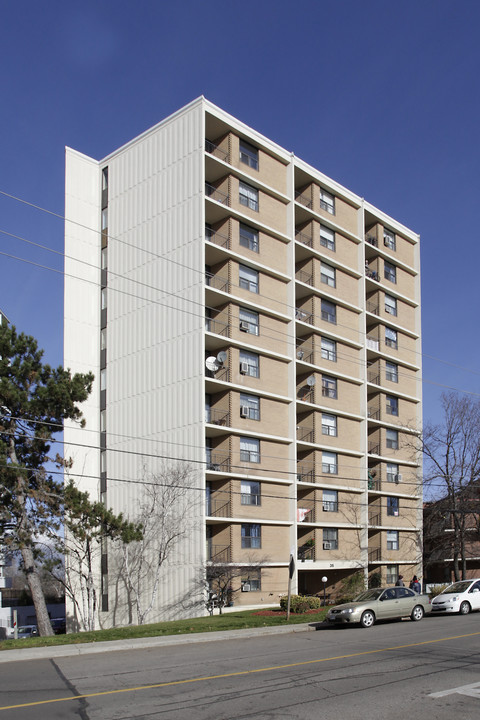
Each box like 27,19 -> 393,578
240,362 -> 249,374
323,542 -> 331,550
240,406 -> 249,418
395,473 -> 402,484
240,321 -> 250,331
242,584 -> 251,592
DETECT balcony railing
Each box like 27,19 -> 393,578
295,231 -> 313,247
366,336 -> 380,352
295,191 -> 312,209
366,236 -> 378,247
297,465 -> 315,483
367,372 -> 380,385
295,309 -> 313,324
368,443 -> 380,455
367,405 -> 380,420
205,272 -> 229,293
205,183 -> 229,205
205,318 -> 230,336
369,512 -> 381,526
366,301 -> 379,316
368,547 -> 381,562
206,497 -> 231,517
205,366 -> 230,382
296,347 -> 314,364
298,545 -> 315,561
206,408 -> 230,426
205,139 -> 229,163
295,269 -> 313,286
297,501 -> 315,523
205,227 -> 230,248
207,544 -> 231,562
365,267 -> 381,282
206,452 -> 231,473
297,426 -> 314,443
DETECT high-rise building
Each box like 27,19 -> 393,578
64,97 -> 422,627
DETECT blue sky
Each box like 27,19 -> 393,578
1,0 -> 479,425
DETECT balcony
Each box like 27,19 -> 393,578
368,511 -> 381,526
207,544 -> 231,562
295,191 -> 312,209
297,464 -> 315,483
206,408 -> 230,426
206,452 -> 231,473
297,499 -> 315,523
365,266 -> 381,282
366,301 -> 379,316
206,497 -> 231,518
205,139 -> 229,163
297,425 -> 314,443
366,236 -> 378,247
295,308 -> 314,324
205,272 -> 229,293
295,230 -> 313,248
206,227 -> 230,249
368,443 -> 380,455
367,371 -> 380,385
295,269 -> 313,286
205,317 -> 229,336
205,183 -> 229,205
367,404 -> 380,420
296,346 -> 314,364
368,547 -> 381,562
366,336 -> 380,352
298,544 -> 315,561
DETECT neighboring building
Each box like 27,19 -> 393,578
424,482 -> 480,584
64,97 -> 422,627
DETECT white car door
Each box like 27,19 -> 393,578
468,581 -> 480,610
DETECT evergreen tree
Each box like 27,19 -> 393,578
0,324 -> 93,635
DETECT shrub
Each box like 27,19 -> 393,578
279,595 -> 322,613
428,584 -> 449,598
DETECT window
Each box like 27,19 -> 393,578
322,375 -> 337,399
320,224 -> 335,251
321,262 -> 336,288
387,462 -> 399,483
101,209 -> 108,230
386,395 -> 399,416
322,413 -> 337,436
102,167 -> 109,191
100,368 -> 107,392
321,337 -> 337,362
323,528 -> 338,550
384,261 -> 397,284
323,489 -> 338,512
239,223 -> 259,252
384,229 -> 396,251
239,265 -> 259,294
385,327 -> 398,350
387,530 -> 399,550
240,436 -> 260,463
241,523 -> 261,549
239,181 -> 259,211
101,247 -> 108,271
321,299 -> 336,324
240,350 -> 259,378
387,496 -> 399,516
385,294 -> 397,316
240,393 -> 260,420
239,139 -> 259,170
322,450 -> 338,474
242,573 -> 261,591
100,451 -> 106,474
100,328 -> 107,351
239,307 -> 259,335
241,480 -> 261,506
386,565 -> 398,584
386,429 -> 399,450
320,188 -> 335,215
100,410 -> 106,433
385,361 -> 398,383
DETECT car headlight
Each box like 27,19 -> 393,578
340,608 -> 354,614
451,596 -> 458,602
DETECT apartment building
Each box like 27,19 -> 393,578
64,97 -> 422,627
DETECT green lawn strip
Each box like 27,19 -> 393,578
0,608 -> 328,650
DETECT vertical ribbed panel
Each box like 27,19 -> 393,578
104,103 -> 205,623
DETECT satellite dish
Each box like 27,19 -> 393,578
205,356 -> 220,373
306,375 -> 316,387
217,351 -> 227,364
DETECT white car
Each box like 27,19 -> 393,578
431,578 -> 480,615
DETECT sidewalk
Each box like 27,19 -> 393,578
0,621 -> 317,664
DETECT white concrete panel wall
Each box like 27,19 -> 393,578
104,102 -> 205,622
64,149 -> 101,497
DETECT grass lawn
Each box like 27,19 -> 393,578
0,607 -> 328,651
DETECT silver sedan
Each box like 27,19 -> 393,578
326,587 -> 432,628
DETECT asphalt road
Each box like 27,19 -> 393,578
0,614 -> 479,719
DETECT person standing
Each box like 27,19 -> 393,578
395,575 -> 404,586
409,575 -> 421,593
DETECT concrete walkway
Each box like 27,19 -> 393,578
0,621 -> 318,664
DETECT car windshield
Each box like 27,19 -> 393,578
18,626 -> 34,633
354,589 -> 383,602
443,581 -> 472,594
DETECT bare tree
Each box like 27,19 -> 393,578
422,392 -> 480,581
206,557 -> 269,614
119,462 -> 196,625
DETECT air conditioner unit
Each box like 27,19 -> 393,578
395,473 -> 402,483
240,321 -> 250,331
323,542 -> 331,550
240,362 -> 249,374
242,584 -> 251,592
240,406 -> 249,418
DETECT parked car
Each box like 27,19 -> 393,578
326,586 -> 432,628
10,625 -> 38,639
431,578 -> 480,615
50,618 -> 66,634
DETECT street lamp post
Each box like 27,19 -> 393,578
322,576 -> 328,607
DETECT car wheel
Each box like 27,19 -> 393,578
360,610 -> 375,628
411,605 -> 424,621
459,601 -> 471,615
